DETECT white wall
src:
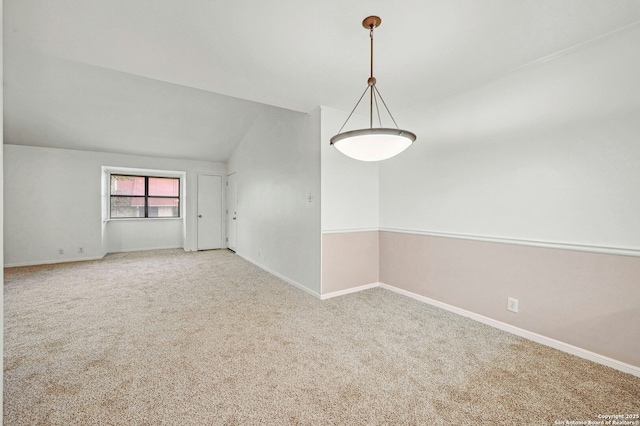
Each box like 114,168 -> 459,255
380,23 -> 640,251
320,107 -> 379,232
4,145 -> 226,266
1,5 -> 5,406
105,219 -> 185,254
228,107 -> 321,295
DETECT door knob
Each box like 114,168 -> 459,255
198,215 -> 202,218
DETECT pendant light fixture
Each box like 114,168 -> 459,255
330,16 -> 416,162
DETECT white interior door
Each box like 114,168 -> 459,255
197,174 -> 223,250
227,173 -> 237,252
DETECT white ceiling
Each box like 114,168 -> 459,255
4,0 -> 640,161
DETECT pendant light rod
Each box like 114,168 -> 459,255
364,16 -> 381,129
369,27 -> 374,129
337,16 -> 382,134
370,28 -> 374,79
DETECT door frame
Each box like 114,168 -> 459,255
226,172 -> 237,252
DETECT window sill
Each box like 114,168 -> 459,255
105,217 -> 184,223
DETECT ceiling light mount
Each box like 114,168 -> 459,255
330,16 -> 416,162
362,15 -> 382,30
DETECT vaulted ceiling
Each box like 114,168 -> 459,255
4,0 -> 640,162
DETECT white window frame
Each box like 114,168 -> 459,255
102,166 -> 186,222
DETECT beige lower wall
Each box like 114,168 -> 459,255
379,231 -> 640,367
321,231 -> 379,294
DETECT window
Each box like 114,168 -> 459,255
110,175 -> 180,218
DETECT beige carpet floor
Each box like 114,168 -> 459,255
4,249 -> 639,425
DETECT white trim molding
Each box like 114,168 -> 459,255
108,245 -> 184,254
379,227 -> 640,257
320,282 -> 380,300
322,228 -> 379,235
5,254 -> 107,268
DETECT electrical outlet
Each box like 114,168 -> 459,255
58,249 -> 64,255
78,247 -> 84,253
507,297 -> 519,313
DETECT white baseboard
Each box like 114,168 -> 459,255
5,246 -> 185,268
320,282 -> 381,300
378,283 -> 640,378
5,254 -> 107,268
107,245 -> 184,254
235,252 -> 321,299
